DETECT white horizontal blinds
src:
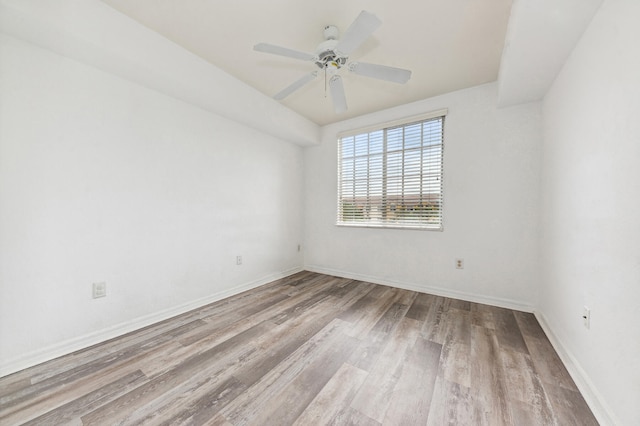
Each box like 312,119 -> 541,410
338,115 -> 444,229
339,130 -> 384,223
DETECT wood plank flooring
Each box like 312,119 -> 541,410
0,271 -> 598,425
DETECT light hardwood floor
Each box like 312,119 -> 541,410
0,271 -> 598,425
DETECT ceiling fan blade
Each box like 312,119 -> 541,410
329,75 -> 348,114
254,43 -> 315,61
273,71 -> 318,100
335,11 -> 382,56
348,62 -> 412,84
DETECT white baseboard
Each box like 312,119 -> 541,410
0,267 -> 302,377
304,265 -> 535,313
534,312 -> 618,426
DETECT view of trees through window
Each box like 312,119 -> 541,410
337,115 -> 444,229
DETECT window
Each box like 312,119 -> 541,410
337,111 -> 445,230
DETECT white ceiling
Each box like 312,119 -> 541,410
100,0 -> 513,126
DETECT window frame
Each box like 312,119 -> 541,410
336,109 -> 446,231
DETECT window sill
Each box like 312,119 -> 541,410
336,222 -> 443,231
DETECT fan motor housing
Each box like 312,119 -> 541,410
315,39 -> 346,70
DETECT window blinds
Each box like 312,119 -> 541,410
337,114 -> 445,230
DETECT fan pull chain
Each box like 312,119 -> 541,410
324,65 -> 327,98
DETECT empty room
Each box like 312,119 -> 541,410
0,0 -> 638,425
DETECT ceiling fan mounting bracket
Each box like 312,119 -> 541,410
323,25 -> 340,41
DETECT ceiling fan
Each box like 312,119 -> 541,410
253,10 -> 412,114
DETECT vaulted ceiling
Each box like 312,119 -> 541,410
100,0 -> 513,126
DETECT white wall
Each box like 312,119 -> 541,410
538,0 -> 640,424
304,83 -> 541,310
0,34 -> 304,374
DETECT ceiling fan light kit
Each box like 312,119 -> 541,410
253,10 -> 412,114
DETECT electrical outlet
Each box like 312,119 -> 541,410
236,255 -> 242,265
583,306 -> 590,329
455,258 -> 464,269
92,282 -> 106,299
